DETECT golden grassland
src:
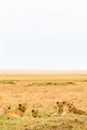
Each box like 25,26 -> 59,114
0,70 -> 87,130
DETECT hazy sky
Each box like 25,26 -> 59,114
0,0 -> 87,70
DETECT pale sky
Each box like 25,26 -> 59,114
0,0 -> 87,70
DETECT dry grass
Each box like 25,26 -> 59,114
0,70 -> 87,130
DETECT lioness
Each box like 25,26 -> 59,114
51,101 -> 67,117
7,103 -> 26,118
66,102 -> 85,115
32,109 -> 39,118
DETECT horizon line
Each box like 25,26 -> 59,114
0,69 -> 87,74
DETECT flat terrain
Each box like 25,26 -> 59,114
0,70 -> 87,130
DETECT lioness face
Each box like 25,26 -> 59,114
32,109 -> 38,118
18,103 -> 26,112
66,102 -> 75,112
56,101 -> 65,114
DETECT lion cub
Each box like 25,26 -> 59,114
66,102 -> 85,115
7,103 -> 26,118
51,101 -> 67,117
32,109 -> 39,118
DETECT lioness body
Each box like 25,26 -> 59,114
73,108 -> 85,115
66,102 -> 85,115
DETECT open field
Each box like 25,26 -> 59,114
0,70 -> 87,130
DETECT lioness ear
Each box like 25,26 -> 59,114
63,101 -> 67,105
8,106 -> 11,109
56,102 -> 59,105
19,104 -> 22,107
32,110 -> 34,112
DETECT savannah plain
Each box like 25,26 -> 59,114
0,70 -> 87,130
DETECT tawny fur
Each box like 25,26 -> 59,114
7,103 -> 26,118
51,101 -> 68,117
32,109 -> 39,118
66,102 -> 85,115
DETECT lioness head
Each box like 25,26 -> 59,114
32,109 -> 39,118
66,102 -> 75,113
56,101 -> 66,114
18,103 -> 26,112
